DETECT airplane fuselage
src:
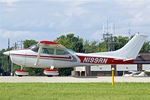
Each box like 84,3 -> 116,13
3,34 -> 146,76
9,49 -> 134,68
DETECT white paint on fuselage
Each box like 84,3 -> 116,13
10,50 -> 26,66
10,49 -> 79,68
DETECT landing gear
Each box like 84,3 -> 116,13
15,70 -> 29,77
15,66 -> 29,77
43,68 -> 59,76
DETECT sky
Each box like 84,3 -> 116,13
0,0 -> 150,49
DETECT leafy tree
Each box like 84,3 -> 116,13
98,42 -> 107,52
112,36 -> 129,50
140,41 -> 150,53
117,36 -> 129,49
0,50 -> 5,75
56,34 -> 84,52
83,40 -> 90,53
23,40 -> 38,48
84,40 -> 101,53
0,49 -> 11,76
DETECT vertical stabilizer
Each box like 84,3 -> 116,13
93,34 -> 147,59
115,34 -> 147,59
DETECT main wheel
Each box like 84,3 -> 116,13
44,68 -> 59,76
15,70 -> 29,76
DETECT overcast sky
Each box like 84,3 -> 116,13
0,0 -> 150,49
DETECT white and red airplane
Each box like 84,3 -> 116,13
3,34 -> 147,76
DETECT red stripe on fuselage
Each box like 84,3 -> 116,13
77,55 -> 134,64
11,54 -> 72,60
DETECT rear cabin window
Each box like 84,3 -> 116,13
56,49 -> 65,55
56,49 -> 69,55
42,48 -> 54,55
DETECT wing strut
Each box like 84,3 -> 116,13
34,45 -> 42,66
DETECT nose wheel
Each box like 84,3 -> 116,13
44,68 -> 59,77
15,66 -> 29,77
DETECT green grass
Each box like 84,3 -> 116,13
0,83 -> 150,100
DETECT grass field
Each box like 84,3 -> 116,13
0,83 -> 150,100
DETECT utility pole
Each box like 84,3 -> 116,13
103,33 -> 113,51
8,38 -> 11,75
102,21 -> 118,77
8,38 -> 10,50
7,38 -> 14,76
103,19 -> 113,51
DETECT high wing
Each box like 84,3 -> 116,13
40,40 -> 65,49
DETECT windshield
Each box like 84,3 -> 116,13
30,44 -> 39,52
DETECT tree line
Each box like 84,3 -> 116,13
0,33 -> 149,76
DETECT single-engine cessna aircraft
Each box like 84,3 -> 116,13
3,34 -> 147,76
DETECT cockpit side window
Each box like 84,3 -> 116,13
42,48 -> 54,55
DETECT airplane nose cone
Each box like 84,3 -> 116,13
3,51 -> 10,56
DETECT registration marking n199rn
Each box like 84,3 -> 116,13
83,57 -> 108,64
